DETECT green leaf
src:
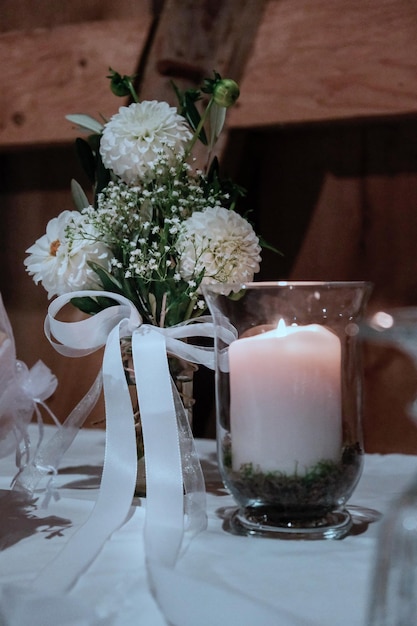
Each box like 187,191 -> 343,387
70,179 -> 90,211
258,236 -> 284,256
184,96 -> 208,145
95,158 -> 111,200
70,295 -> 120,315
89,262 -> 124,293
201,71 -> 222,95
172,82 -> 208,145
96,295 -> 121,308
107,67 -> 138,102
92,139 -> 112,201
66,114 -> 104,134
208,103 -> 226,149
75,138 -> 96,184
70,296 -> 103,315
206,156 -> 220,183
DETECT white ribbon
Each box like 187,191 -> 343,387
14,290 -> 235,593
3,290 -> 317,626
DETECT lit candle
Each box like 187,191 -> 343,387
229,321 -> 342,474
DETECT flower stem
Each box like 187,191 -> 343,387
128,80 -> 139,103
183,97 -> 214,162
159,292 -> 168,327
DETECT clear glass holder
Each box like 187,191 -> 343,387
204,281 -> 372,540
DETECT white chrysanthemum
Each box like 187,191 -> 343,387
99,101 -> 192,184
24,210 -> 113,298
176,206 -> 261,293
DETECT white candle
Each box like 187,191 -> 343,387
229,321 -> 342,474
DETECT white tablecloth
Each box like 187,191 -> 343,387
0,425 -> 416,626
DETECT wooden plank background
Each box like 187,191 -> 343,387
222,119 -> 417,453
2,0 -> 417,452
229,0 -> 417,127
0,18 -> 151,148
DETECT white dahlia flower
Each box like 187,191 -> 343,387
24,210 -> 113,298
99,101 -> 192,184
176,206 -> 261,293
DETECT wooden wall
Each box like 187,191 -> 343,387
0,1 -> 154,427
2,0 -> 417,452
224,119 -> 417,453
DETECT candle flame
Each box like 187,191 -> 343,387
276,319 -> 287,336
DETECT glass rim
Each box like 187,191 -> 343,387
203,280 -> 373,293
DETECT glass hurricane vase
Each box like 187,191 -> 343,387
121,338 -> 197,496
204,281 -> 372,540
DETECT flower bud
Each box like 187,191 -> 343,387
213,79 -> 240,108
107,68 -> 134,98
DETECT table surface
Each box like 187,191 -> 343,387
0,424 -> 416,626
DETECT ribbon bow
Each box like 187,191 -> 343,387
3,292 -> 314,626
14,290 -> 235,592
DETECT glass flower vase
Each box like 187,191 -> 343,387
204,281 -> 372,540
121,338 -> 197,496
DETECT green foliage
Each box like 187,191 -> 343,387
208,103 -> 226,149
204,157 -> 246,209
88,262 -> 124,294
70,295 -> 120,315
75,138 -> 96,184
74,134 -> 111,203
107,67 -> 138,102
71,179 -> 90,211
258,236 -> 284,256
65,114 -> 104,134
62,69 -> 275,326
172,82 -> 208,145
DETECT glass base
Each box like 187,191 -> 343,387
226,506 -> 353,540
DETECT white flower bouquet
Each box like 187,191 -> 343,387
25,69 -> 264,328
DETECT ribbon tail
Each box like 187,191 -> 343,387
171,381 -> 207,539
13,370 -> 103,495
132,328 -> 185,568
31,324 -> 137,594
